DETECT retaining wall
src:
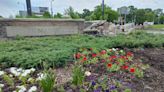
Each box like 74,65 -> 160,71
0,18 -> 84,37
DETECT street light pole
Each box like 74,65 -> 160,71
102,0 -> 105,20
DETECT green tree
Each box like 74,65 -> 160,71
145,8 -> 152,13
0,16 -> 3,18
81,9 -> 92,20
145,12 -> 154,22
43,11 -> 52,18
91,4 -> 118,22
135,9 -> 146,24
64,6 -> 80,19
54,13 -> 62,18
154,9 -> 163,24
126,6 -> 137,22
159,16 -> 164,24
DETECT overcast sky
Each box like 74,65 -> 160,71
0,0 -> 163,18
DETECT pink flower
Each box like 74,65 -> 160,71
92,53 -> 97,58
100,50 -> 106,54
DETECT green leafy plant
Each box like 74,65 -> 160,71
124,88 -> 132,92
134,68 -> 144,78
72,65 -> 85,86
3,74 -> 14,87
107,64 -> 120,72
19,76 -> 29,85
39,70 -> 56,92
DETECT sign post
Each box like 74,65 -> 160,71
102,0 -> 105,20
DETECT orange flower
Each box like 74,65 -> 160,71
107,63 -> 112,68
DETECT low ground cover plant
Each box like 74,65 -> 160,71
0,31 -> 163,68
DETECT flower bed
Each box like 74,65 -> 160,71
68,48 -> 149,92
0,48 -> 149,92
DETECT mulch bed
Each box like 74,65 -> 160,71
130,48 -> 164,92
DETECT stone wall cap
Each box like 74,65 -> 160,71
0,18 -> 85,22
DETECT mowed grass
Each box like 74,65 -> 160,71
0,31 -> 164,68
148,24 -> 164,30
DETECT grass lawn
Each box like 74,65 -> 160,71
148,24 -> 164,30
0,31 -> 163,68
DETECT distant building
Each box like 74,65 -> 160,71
19,11 -> 27,17
32,7 -> 49,16
19,6 -> 49,17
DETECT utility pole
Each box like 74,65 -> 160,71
26,0 -> 32,16
102,0 -> 105,20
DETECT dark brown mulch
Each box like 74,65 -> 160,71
131,48 -> 164,92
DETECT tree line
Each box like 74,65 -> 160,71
15,5 -> 164,24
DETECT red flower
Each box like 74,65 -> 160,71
90,48 -> 93,50
100,50 -> 106,54
83,57 -> 87,61
75,53 -> 81,59
107,63 -> 112,68
127,52 -> 133,57
130,68 -> 135,73
109,55 -> 117,61
122,65 -> 128,70
92,53 -> 97,58
120,56 -> 126,59
111,55 -> 117,59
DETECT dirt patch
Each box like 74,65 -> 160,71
131,48 -> 164,92
55,65 -> 73,85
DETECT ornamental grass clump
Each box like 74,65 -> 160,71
39,70 -> 56,92
72,65 -> 85,86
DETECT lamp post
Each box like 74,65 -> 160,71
102,0 -> 105,20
